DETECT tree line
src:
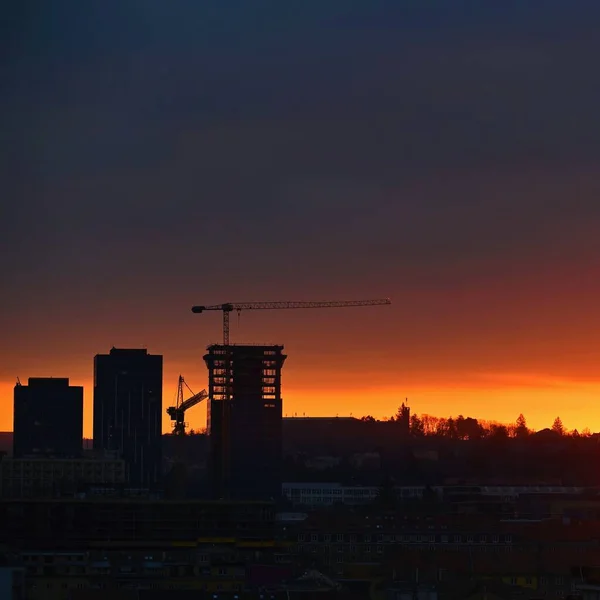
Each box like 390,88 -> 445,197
360,404 -> 592,440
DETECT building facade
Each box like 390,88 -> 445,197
204,344 -> 286,501
0,498 -> 277,600
93,348 -> 163,487
13,378 -> 83,458
0,456 -> 126,499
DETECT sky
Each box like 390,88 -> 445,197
3,2 -> 600,436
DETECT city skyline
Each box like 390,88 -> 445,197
4,3 -> 600,435
3,330 -> 599,437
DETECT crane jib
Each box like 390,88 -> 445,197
191,298 -> 391,345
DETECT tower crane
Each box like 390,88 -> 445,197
191,299 -> 392,345
166,375 -> 208,436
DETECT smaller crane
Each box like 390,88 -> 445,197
166,375 -> 208,436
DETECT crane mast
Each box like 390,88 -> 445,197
191,298 -> 391,345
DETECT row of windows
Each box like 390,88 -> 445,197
283,485 -> 584,496
297,544 -> 516,554
30,581 -> 244,592
298,533 -> 513,543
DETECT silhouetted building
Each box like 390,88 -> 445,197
13,378 -> 83,458
93,348 -> 162,487
204,344 -> 286,500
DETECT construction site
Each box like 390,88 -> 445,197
165,299 -> 392,500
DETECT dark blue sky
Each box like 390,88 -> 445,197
3,2 -> 600,425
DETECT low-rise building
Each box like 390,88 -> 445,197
282,482 -> 587,508
284,508 -> 600,596
0,498 -> 279,599
0,456 -> 126,499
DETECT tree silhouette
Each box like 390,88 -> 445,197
489,423 -> 509,440
410,414 -> 425,436
435,417 -> 448,436
396,402 -> 410,420
356,409 -> 590,439
515,414 -> 529,438
456,416 -> 483,440
552,417 -> 565,436
420,414 -> 439,435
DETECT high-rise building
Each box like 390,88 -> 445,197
93,348 -> 162,487
204,344 -> 286,500
13,378 -> 83,458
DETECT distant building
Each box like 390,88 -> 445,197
204,344 -> 286,500
93,348 -> 162,487
0,455 -> 126,499
13,378 -> 83,458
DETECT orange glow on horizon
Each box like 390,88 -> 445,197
1,369 -> 599,437
4,257 -> 600,439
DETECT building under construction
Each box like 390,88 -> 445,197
204,344 -> 286,501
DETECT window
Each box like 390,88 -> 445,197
492,535 -> 499,543
336,534 -> 344,542
311,534 -> 318,542
376,546 -> 383,554
298,534 -> 305,542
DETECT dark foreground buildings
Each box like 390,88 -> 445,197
204,344 -> 286,500
93,348 -> 162,487
13,377 -> 83,458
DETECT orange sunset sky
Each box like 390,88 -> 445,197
3,5 -> 600,437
